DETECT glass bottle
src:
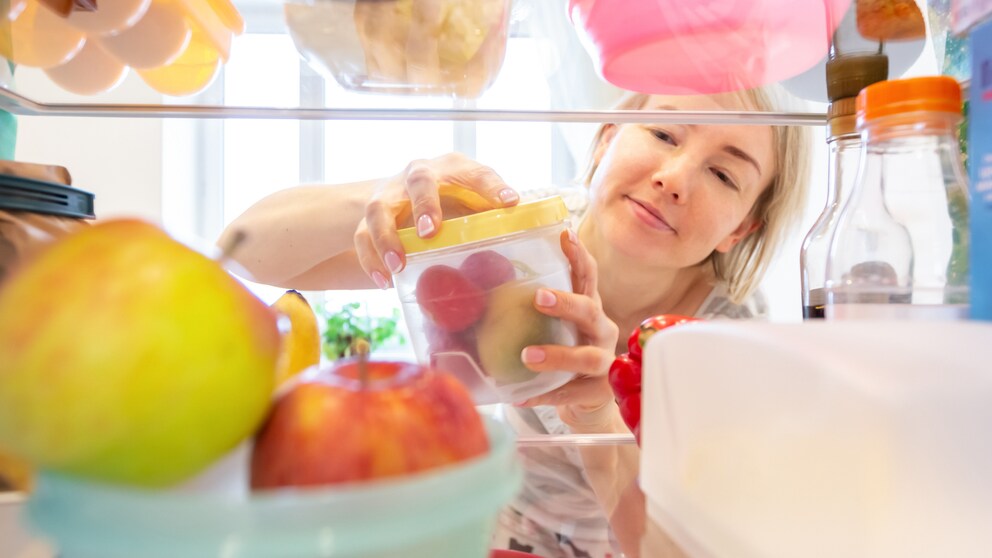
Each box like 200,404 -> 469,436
801,54 -> 887,319
824,76 -> 970,320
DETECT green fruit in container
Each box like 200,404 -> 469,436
0,219 -> 279,487
475,281 -> 556,386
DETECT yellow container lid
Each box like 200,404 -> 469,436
398,195 -> 568,254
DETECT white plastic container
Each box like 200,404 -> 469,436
393,195 -> 576,405
640,320 -> 992,558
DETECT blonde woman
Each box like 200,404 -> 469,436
221,88 -> 811,557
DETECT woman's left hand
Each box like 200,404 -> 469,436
516,229 -> 620,431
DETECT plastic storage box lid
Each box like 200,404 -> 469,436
398,193 -> 568,254
0,173 -> 96,219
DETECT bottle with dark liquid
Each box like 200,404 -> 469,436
800,53 -> 887,320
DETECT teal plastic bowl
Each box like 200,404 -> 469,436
26,416 -> 521,558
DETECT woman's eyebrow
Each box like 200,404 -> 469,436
645,103 -> 763,176
723,145 -> 762,178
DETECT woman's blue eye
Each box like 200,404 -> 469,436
651,129 -> 676,144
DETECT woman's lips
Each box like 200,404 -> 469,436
626,196 -> 674,232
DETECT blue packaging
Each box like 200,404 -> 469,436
969,19 -> 992,320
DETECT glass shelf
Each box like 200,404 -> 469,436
515,432 -> 637,447
0,84 -> 827,124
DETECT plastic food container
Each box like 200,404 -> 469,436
282,0 -> 511,98
0,168 -> 95,287
639,320 -> 992,558
393,195 -> 576,405
25,416 -> 522,558
568,0 -> 852,94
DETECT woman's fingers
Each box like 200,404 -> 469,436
519,373 -> 612,409
534,287 -> 619,350
402,160 -> 443,238
442,153 -> 519,207
363,196 -> 409,276
561,229 -> 600,299
400,155 -> 518,242
433,153 -> 520,212
522,343 -> 615,379
353,219 -> 393,289
536,288 -> 597,328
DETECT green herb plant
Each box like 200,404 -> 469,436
318,302 -> 404,359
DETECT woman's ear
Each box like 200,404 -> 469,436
592,124 -> 618,169
714,216 -> 762,253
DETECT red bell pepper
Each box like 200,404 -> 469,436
608,314 -> 699,444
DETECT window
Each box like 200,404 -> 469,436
163,27 -> 570,357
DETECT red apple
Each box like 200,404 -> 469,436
415,264 -> 486,332
459,250 -> 516,290
249,358 -> 489,488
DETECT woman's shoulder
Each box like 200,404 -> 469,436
696,282 -> 768,320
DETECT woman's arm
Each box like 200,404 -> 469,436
218,180 -> 377,290
219,153 -> 519,291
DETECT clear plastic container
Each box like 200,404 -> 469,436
824,76 -> 970,320
393,195 -> 576,405
25,416 -> 521,558
282,0 -> 511,98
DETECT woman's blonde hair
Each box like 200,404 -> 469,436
582,90 -> 811,304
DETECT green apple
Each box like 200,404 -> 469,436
0,218 -> 279,487
475,281 -> 557,386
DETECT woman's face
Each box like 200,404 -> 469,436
586,94 -> 777,269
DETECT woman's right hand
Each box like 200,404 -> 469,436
353,152 -> 520,289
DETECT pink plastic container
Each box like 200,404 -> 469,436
569,0 -> 853,94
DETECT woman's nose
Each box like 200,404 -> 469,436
652,156 -> 692,203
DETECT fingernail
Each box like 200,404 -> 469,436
371,271 -> 390,290
416,214 -> 435,237
384,251 -> 403,274
567,229 -> 578,244
514,398 -> 534,407
498,188 -> 519,204
535,289 -> 556,307
521,346 -> 545,364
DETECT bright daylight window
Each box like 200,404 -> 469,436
165,31 -> 562,357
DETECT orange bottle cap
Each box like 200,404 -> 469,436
856,76 -> 962,127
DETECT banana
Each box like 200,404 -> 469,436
271,290 -> 321,387
0,449 -> 33,492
